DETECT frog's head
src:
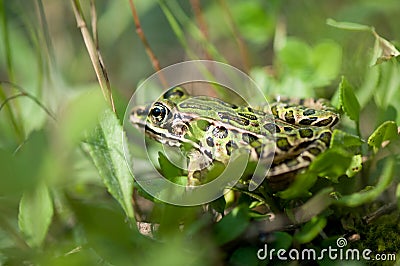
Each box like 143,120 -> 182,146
130,87 -> 195,147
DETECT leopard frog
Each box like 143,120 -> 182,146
130,87 -> 339,189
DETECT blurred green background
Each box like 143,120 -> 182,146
0,0 -> 399,265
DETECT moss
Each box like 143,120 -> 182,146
353,212 -> 400,265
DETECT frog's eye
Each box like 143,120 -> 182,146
150,103 -> 169,124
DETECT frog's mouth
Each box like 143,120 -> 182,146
143,124 -> 181,147
131,118 -> 198,151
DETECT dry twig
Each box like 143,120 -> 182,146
70,0 -> 115,112
128,0 -> 161,72
190,0 -> 211,59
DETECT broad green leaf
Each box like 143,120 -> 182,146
330,129 -> 363,148
326,19 -> 372,32
84,109 -> 134,220
345,155 -> 362,178
294,216 -> 327,244
339,76 -> 360,122
214,206 -> 249,245
379,105 -> 397,124
276,171 -> 316,199
356,67 -> 380,108
311,41 -> 342,86
231,1 -> 275,44
373,62 -> 400,111
18,182 -> 53,248
326,19 -> 399,65
309,148 -> 353,183
271,231 -> 293,250
278,39 -> 312,72
367,121 -> 398,152
338,158 -> 394,207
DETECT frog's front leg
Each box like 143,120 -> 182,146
187,150 -> 212,186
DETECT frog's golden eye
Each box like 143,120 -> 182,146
150,103 -> 169,124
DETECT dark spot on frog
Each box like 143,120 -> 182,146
271,106 -> 278,116
212,126 -> 228,139
308,147 -> 322,155
299,128 -> 314,138
284,110 -> 295,124
283,126 -> 293,132
314,117 -> 333,127
218,112 -> 250,126
206,136 -> 214,147
293,140 -> 314,152
276,137 -> 292,151
204,149 -> 213,160
319,131 -> 332,145
163,87 -> 185,99
303,109 -> 316,116
225,141 -> 238,156
242,133 -> 258,144
299,117 -> 318,125
331,116 -> 339,127
238,112 -> 258,120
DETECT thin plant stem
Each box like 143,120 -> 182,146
0,93 -> 26,112
0,0 -> 14,82
90,0 -> 98,48
128,0 -> 162,72
70,0 -> 115,112
90,0 -> 114,111
129,0 -> 169,88
0,0 -> 25,142
190,0 -> 208,40
0,81 -> 56,121
164,0 -> 226,62
35,0 -> 56,68
218,0 -> 250,72
190,0 -> 211,59
158,0 -> 197,60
